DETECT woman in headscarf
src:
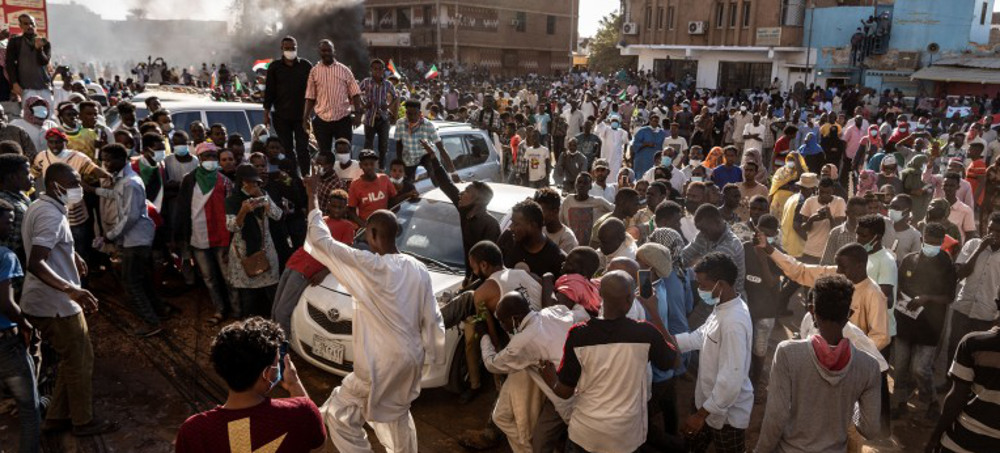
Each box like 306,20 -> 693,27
854,124 -> 883,174
820,163 -> 848,199
885,120 -> 911,153
10,96 -> 57,156
901,153 -> 930,221
769,151 -> 807,217
855,169 -> 878,198
703,146 -> 725,169
797,132 -> 825,177
741,148 -> 770,184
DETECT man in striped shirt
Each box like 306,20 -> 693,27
359,59 -> 397,169
303,40 -> 362,156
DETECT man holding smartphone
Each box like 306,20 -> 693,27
6,14 -> 52,108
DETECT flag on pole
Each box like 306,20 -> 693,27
210,69 -> 218,90
234,76 -> 243,93
424,64 -> 439,80
387,59 -> 402,79
252,59 -> 272,72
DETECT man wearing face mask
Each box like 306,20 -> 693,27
175,318 -> 326,452
672,252 -> 753,453
134,133 -> 168,211
31,128 -> 110,264
92,144 -> 162,337
594,114 -> 628,180
264,36 -> 312,176
892,223 -> 956,424
630,113 -> 666,178
887,194 -> 921,263
22,162 -> 115,437
11,96 -> 57,155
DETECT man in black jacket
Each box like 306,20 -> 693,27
263,36 -> 312,175
6,14 -> 51,107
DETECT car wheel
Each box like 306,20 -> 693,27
444,332 -> 469,394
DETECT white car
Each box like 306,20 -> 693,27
290,183 -> 537,389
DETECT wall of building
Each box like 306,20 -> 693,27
888,0 -> 993,52
622,0 -> 804,48
631,47 -> 811,90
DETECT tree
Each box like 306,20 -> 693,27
587,12 -> 636,74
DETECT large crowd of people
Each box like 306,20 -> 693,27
0,12 -> 998,453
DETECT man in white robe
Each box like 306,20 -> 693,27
304,176 -> 446,453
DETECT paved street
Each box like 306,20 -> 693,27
0,269 -> 936,452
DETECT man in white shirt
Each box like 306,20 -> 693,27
304,175 -> 446,453
333,138 -> 363,183
481,292 -> 576,453
595,118 -> 628,180
742,114 -> 766,153
662,122 -> 688,156
675,252 -> 753,453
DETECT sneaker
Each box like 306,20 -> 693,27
133,326 -> 163,338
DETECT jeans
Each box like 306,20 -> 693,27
312,115 -> 353,154
121,246 -> 164,327
892,337 -> 937,407
645,378 -> 683,451
272,268 -> 310,335
273,115 -> 310,176
25,313 -> 93,426
364,116 -> 392,169
753,317 -> 776,357
191,247 -> 238,317
0,333 -> 41,453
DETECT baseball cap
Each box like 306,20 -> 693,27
592,158 -> 610,170
358,149 -> 379,162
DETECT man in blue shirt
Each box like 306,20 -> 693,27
710,146 -> 744,187
631,113 -> 667,178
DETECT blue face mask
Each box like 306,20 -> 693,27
268,164 -> 279,173
32,105 -> 48,119
921,244 -> 941,257
698,282 -> 720,306
611,121 -> 620,130
661,156 -> 673,167
174,145 -> 189,157
276,153 -> 286,161
766,235 -> 778,245
862,237 -> 877,253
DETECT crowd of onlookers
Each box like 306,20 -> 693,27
0,19 -> 998,453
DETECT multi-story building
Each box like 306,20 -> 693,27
807,0 -> 995,94
362,0 -> 578,75
619,0 -> 835,91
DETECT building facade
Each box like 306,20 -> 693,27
362,0 -> 578,75
618,0 -> 834,91
806,0 -> 996,94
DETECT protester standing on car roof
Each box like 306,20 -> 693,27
359,59 -> 398,170
6,14 -> 52,109
303,40 -> 362,158
303,172 -> 446,453
264,36 -> 312,176
395,99 -> 456,181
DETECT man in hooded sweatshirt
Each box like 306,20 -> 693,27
755,274 -> 881,453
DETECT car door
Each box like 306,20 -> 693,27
171,111 -> 204,136
461,132 -> 499,182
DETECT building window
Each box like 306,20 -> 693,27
743,2 -> 751,28
716,3 -> 725,28
397,8 -> 411,29
657,7 -> 664,29
423,6 -> 433,27
646,6 -> 653,29
668,6 -> 675,29
981,2 -> 988,25
780,0 -> 805,26
729,3 -> 737,28
516,11 -> 526,32
718,61 -> 773,91
547,15 -> 556,34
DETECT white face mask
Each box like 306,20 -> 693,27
153,150 -> 166,163
200,161 -> 219,171
61,186 -> 84,205
690,159 -> 703,167
283,50 -> 297,60
336,152 -> 351,164
390,176 -> 404,185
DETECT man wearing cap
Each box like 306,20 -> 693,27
731,104 -> 752,152
173,143 -> 238,326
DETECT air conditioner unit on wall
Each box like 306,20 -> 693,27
688,21 -> 706,35
622,22 -> 639,35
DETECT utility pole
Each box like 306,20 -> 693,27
805,0 -> 815,86
569,0 -> 576,68
436,0 -> 442,63
454,6 -> 459,64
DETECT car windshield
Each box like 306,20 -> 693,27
395,199 -> 465,270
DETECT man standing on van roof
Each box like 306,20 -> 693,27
264,36 -> 313,176
303,40 -> 362,162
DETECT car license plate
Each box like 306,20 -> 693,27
313,335 -> 345,364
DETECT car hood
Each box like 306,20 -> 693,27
301,269 -> 466,321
